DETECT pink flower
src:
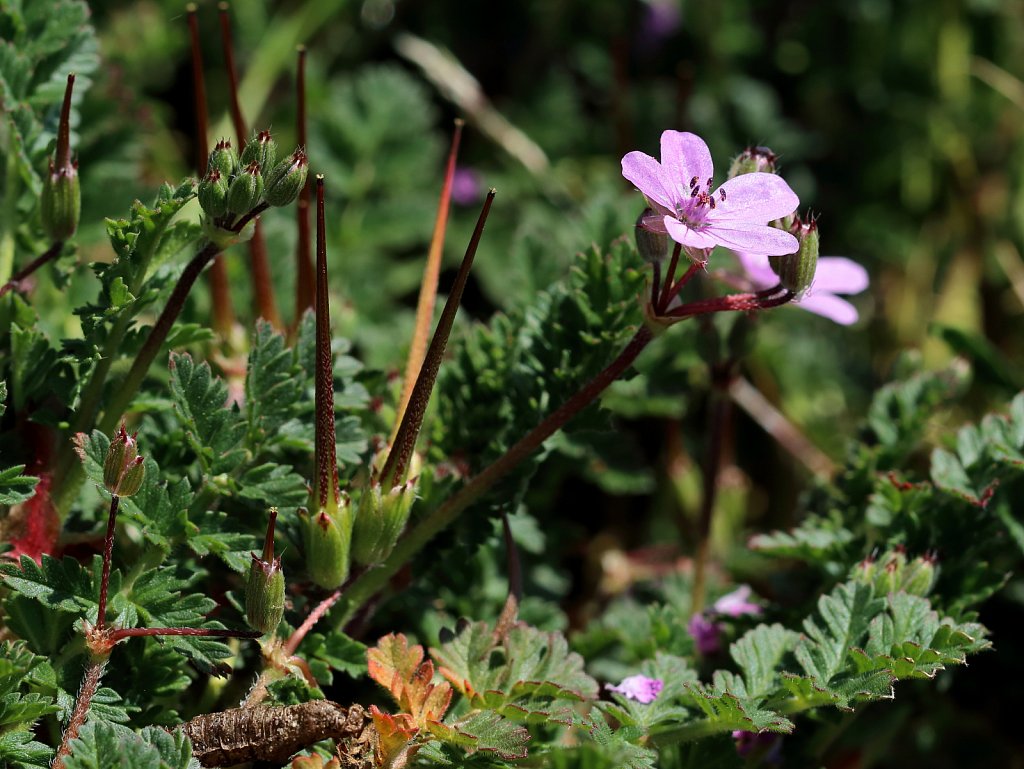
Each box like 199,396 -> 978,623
450,166 -> 483,206
606,674 -> 664,704
735,251 -> 869,325
688,612 -> 722,655
622,131 -> 799,256
713,585 -> 762,618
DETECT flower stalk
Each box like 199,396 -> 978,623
294,45 -> 314,319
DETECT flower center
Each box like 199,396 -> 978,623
675,175 -> 727,228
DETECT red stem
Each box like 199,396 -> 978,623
380,189 -> 495,488
51,659 -> 105,769
95,495 -> 119,632
0,241 -> 64,298
283,589 -> 342,656
658,243 -> 682,313
294,45 -> 314,317
109,626 -> 261,642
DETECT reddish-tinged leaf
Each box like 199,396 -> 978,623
370,705 -> 420,769
368,633 -> 453,726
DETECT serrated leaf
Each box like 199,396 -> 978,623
62,721 -> 197,769
729,624 -> 800,699
682,685 -> 794,736
430,711 -> 530,760
168,353 -> 246,475
0,730 -> 52,768
794,582 -> 883,685
368,633 -> 452,726
0,555 -> 95,613
0,465 -> 39,506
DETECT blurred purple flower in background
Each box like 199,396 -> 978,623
639,0 -> 682,49
687,612 -> 722,655
713,584 -> 762,617
733,730 -> 783,761
622,131 -> 799,256
688,585 -> 763,655
735,251 -> 869,325
606,674 -> 664,704
450,166 -> 484,206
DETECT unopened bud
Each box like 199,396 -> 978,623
240,129 -> 278,175
901,555 -> 937,597
208,138 -> 239,179
768,216 -> 819,296
728,146 -> 778,179
227,162 -> 264,216
264,149 -> 309,207
41,162 -> 80,241
635,208 -> 669,263
197,169 -> 229,218
245,509 -> 285,634
300,503 -> 352,589
103,423 -> 145,497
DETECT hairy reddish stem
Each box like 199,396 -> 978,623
52,658 -> 106,769
283,589 -> 342,656
108,627 -> 261,642
380,189 -> 495,488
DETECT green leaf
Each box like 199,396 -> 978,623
0,555 -> 95,614
62,721 -> 198,769
794,582 -> 883,685
729,624 -> 800,699
428,711 -> 530,761
303,630 -> 369,685
0,464 -> 38,506
168,353 -> 246,475
0,730 -> 52,769
682,685 -> 794,736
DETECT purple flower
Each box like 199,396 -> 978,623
450,166 -> 483,206
732,730 -> 783,761
735,251 -> 869,325
712,585 -> 762,618
622,131 -> 799,257
606,674 -> 664,704
688,612 -> 722,655
639,0 -> 682,48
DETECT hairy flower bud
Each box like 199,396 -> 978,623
240,129 -> 278,175
264,149 -> 309,207
198,169 -> 229,218
103,423 -> 145,497
208,138 -> 239,179
245,509 -> 285,634
41,162 -> 81,241
728,145 -> 778,178
769,216 -> 819,296
227,162 -> 264,216
300,502 -> 352,589
635,208 -> 669,263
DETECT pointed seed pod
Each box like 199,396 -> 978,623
728,145 -> 778,179
208,138 -> 239,178
227,161 -> 264,216
240,129 -> 278,175
198,169 -> 229,218
634,208 -> 669,263
264,149 -> 309,207
103,423 -> 146,497
245,508 -> 286,634
41,73 -> 80,240
768,216 -> 818,296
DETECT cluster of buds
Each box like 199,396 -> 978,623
197,130 -> 308,230
103,424 -> 145,497
854,548 -> 938,597
245,509 -> 286,634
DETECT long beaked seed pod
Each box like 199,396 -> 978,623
245,508 -> 285,634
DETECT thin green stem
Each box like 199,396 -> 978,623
333,324 -> 655,627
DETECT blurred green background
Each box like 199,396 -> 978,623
47,0 -> 1024,765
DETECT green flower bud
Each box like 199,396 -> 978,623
103,423 -> 146,497
245,508 -> 286,634
900,554 -> 937,597
197,169 -> 229,218
41,161 -> 81,241
728,145 -> 778,179
207,138 -> 239,179
226,162 -> 264,216
300,502 -> 352,589
635,208 -> 669,263
240,129 -> 278,175
264,149 -> 309,207
768,216 -> 819,296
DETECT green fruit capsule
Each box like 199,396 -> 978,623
41,163 -> 80,241
635,208 -> 668,264
207,138 -> 239,178
246,508 -> 285,634
264,149 -> 308,207
300,504 -> 352,589
197,169 -> 229,218
240,129 -> 278,175
226,162 -> 264,216
769,216 -> 819,296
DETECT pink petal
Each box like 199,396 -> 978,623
796,291 -> 860,325
734,251 -> 778,289
714,173 -> 800,224
660,131 -> 713,196
705,221 -> 799,255
622,151 -> 675,210
811,257 -> 869,295
664,216 -> 721,250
